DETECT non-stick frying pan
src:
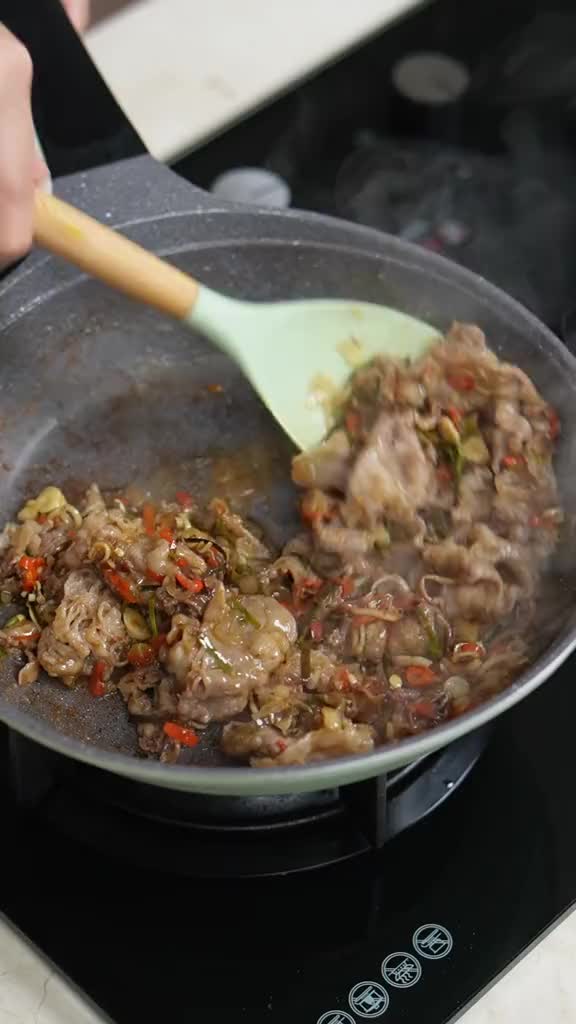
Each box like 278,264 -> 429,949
1,145 -> 576,796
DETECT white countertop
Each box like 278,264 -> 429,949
2,0 -> 575,1020
85,0 -> 425,161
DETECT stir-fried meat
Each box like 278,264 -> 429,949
38,570 -> 126,684
0,323 -> 563,766
292,429 -> 351,490
348,411 -> 433,526
222,708 -> 374,766
161,584 -> 297,724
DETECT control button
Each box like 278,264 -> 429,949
381,951 -> 422,988
210,167 -> 291,208
413,923 -> 454,960
349,981 -> 390,1017
317,1013 -> 356,1024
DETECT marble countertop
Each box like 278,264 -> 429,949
1,0 -> 575,1020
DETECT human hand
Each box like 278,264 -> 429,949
61,0 -> 91,32
0,25 -> 46,269
0,3 -> 91,270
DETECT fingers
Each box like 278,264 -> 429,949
61,0 -> 91,32
0,25 -> 36,268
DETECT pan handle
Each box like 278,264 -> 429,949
34,189 -> 200,318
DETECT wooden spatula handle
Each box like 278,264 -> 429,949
33,191 -> 199,319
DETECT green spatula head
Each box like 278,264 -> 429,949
191,287 -> 440,450
33,193 -> 440,451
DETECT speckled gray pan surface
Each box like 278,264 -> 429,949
0,154 -> 574,795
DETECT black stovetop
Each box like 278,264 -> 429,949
2,0 -> 576,1021
176,0 -> 576,339
2,663 -> 575,1024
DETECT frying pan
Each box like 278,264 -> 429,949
2,15 -> 576,794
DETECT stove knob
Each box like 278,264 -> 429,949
210,168 -> 291,208
392,52 -> 470,106
389,52 -> 470,142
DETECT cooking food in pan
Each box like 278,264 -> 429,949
0,323 -> 562,766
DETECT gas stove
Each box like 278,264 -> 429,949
3,0 -> 576,1022
2,667 -> 575,1024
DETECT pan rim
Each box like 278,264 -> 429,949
1,194 -> 575,794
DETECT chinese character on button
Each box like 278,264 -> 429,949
381,952 -> 422,989
413,924 -> 454,960
348,981 -> 390,1018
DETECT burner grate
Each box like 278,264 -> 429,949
7,727 -> 488,877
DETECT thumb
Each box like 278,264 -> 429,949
32,153 -> 50,187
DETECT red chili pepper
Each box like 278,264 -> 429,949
339,575 -> 355,598
530,513 -> 558,530
447,405 -> 462,426
345,411 -> 362,436
412,700 -> 437,719
163,721 -> 199,747
310,620 -> 323,642
293,576 -> 323,610
151,633 -> 167,653
37,514 -> 47,525
158,527 -> 175,545
18,556 -> 45,592
89,660 -> 107,697
205,547 -> 220,569
127,642 -> 156,667
176,558 -> 189,569
335,666 -> 353,691
300,492 -> 335,526
9,631 -> 40,647
447,371 -> 475,392
146,569 -> 165,584
501,453 -> 526,469
142,502 -> 156,537
436,464 -> 453,484
301,577 -> 323,591
274,739 -> 287,754
300,508 -> 320,526
175,572 -> 204,593
175,491 -> 194,508
405,665 -> 438,688
103,568 -> 140,604
547,407 -> 560,441
454,641 -> 485,660
68,530 -> 77,541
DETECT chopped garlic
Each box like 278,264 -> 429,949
322,706 -> 343,730
18,486 -> 67,521
461,434 -> 490,465
123,607 -> 151,641
389,674 -> 403,689
438,415 -> 460,446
